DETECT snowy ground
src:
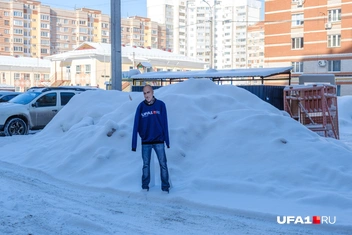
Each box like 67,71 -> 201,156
0,79 -> 351,234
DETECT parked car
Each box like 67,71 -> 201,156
0,87 -> 96,136
0,91 -> 21,103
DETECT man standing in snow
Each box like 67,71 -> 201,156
132,85 -> 170,193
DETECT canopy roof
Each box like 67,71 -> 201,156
131,66 -> 293,82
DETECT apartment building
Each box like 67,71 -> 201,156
121,16 -> 167,49
147,0 -> 262,69
265,0 -> 352,83
0,55 -> 50,92
247,22 -> 265,68
50,7 -> 110,55
0,0 -> 110,58
234,2 -> 262,68
147,0 -> 185,54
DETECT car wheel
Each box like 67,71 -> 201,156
4,118 -> 28,136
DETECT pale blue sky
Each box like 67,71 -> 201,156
40,0 -> 147,17
40,0 -> 264,18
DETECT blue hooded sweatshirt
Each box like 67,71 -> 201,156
132,98 -> 170,151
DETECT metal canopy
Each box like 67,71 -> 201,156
131,66 -> 293,85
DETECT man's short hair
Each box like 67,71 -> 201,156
143,84 -> 153,91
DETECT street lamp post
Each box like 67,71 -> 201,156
202,0 -> 215,69
110,0 -> 122,90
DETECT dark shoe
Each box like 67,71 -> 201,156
142,186 -> 149,191
162,189 -> 169,194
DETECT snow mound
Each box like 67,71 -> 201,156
1,79 -> 352,225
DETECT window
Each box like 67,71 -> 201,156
79,28 -> 88,33
14,46 -> 23,52
328,60 -> 341,71
328,9 -> 341,22
14,73 -> 20,80
41,32 -> 49,37
14,20 -> 23,26
41,23 -> 49,29
41,49 -> 48,54
13,11 -> 23,17
292,62 -> 303,73
41,40 -> 50,45
14,38 -> 23,43
292,13 -> 304,26
85,65 -> 91,74
76,65 -> 81,74
36,93 -> 57,107
40,15 -> 49,20
292,37 -> 304,49
24,73 -> 30,80
60,92 -> 75,106
13,29 -> 23,35
34,74 -> 40,80
328,34 -> 341,47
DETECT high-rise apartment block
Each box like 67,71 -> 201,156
121,16 -> 167,49
265,0 -> 352,82
147,0 -> 262,69
0,0 -> 167,59
247,22 -> 264,68
0,0 -> 110,58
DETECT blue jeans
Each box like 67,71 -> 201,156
141,143 -> 170,190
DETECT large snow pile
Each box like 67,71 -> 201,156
1,79 -> 351,225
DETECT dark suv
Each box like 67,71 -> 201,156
0,87 -> 96,136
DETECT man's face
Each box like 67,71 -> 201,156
143,86 -> 153,102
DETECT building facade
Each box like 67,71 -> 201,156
147,0 -> 262,69
121,16 -> 167,49
0,55 -> 50,92
246,22 -> 265,68
265,0 -> 352,84
0,0 -> 110,58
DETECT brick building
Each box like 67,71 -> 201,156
265,0 -> 352,85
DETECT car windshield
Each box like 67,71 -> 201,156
9,92 -> 41,105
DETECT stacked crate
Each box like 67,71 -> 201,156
284,84 -> 339,139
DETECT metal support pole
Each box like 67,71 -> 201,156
111,0 -> 122,90
210,14 -> 213,69
203,0 -> 215,69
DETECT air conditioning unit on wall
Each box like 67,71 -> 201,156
325,22 -> 332,29
318,60 -> 327,67
297,0 -> 303,7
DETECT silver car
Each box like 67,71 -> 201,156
0,87 -> 95,136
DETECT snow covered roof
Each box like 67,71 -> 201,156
46,42 -> 205,64
131,66 -> 293,80
0,55 -> 51,68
